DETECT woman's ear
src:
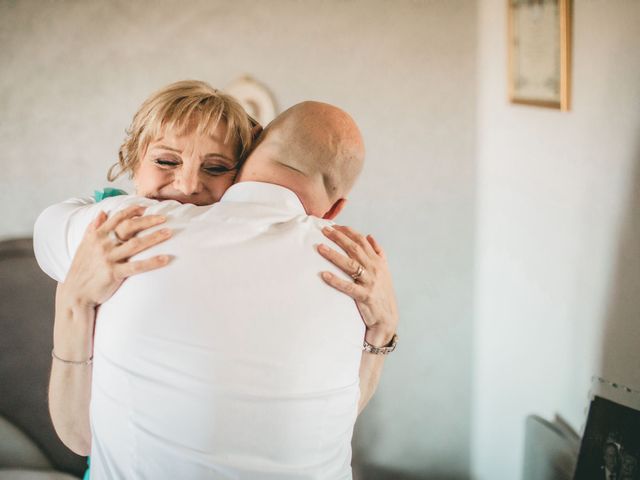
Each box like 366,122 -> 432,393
250,120 -> 263,142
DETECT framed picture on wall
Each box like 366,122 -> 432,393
507,0 -> 572,111
573,396 -> 640,480
225,75 -> 278,127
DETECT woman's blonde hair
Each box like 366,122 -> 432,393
108,80 -> 254,181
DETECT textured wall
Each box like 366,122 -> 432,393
0,1 -> 477,477
472,1 -> 640,478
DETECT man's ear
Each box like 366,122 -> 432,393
322,198 -> 347,220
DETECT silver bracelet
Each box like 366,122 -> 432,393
51,349 -> 93,366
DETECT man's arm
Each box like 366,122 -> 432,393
33,195 -> 156,281
34,197 -> 99,282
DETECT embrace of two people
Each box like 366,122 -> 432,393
34,80 -> 399,479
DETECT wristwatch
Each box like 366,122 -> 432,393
362,334 -> 398,355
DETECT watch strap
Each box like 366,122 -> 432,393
363,334 -> 398,355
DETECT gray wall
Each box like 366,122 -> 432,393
472,1 -> 640,478
0,1 -> 477,478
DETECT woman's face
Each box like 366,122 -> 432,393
134,123 -> 238,205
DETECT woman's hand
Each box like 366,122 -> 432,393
61,205 -> 172,307
317,225 -> 399,347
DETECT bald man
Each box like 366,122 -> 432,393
238,101 -> 364,218
35,102 -> 396,479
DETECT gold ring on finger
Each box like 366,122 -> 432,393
351,264 -> 364,281
108,230 -> 124,245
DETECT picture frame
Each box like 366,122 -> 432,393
573,396 -> 640,480
225,75 -> 278,126
507,0 -> 572,111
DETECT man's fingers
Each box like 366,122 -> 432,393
109,228 -> 172,261
114,215 -> 166,241
320,271 -> 368,302
100,205 -> 147,233
114,255 -> 172,279
317,244 -> 369,282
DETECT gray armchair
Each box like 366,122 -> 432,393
0,238 -> 85,478
522,414 -> 580,480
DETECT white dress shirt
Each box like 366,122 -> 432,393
34,182 -> 364,479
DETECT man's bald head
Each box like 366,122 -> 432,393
237,101 -> 365,219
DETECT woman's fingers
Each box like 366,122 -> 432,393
333,225 -> 378,257
366,234 -> 385,258
321,226 -> 369,267
109,228 -> 172,261
114,255 -> 172,279
100,205 -> 147,235
87,211 -> 108,233
320,271 -> 368,302
317,244 -> 369,283
114,215 -> 166,241
318,225 -> 398,334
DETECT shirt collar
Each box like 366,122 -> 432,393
220,181 -> 307,215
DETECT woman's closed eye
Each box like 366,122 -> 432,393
154,158 -> 180,168
152,157 -> 235,175
203,164 -> 235,176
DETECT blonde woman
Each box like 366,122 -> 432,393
38,81 -> 398,472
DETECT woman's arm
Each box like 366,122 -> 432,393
317,225 -> 399,413
50,286 -> 95,456
49,208 -> 172,455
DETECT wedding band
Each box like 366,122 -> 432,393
351,264 -> 364,281
108,230 -> 124,245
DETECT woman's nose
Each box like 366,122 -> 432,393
174,166 -> 202,196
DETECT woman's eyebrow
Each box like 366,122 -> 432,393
204,153 -> 235,163
153,144 -> 182,153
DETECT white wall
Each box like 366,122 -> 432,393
472,1 -> 640,479
0,1 -> 477,477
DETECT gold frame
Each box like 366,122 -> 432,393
507,0 -> 572,111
